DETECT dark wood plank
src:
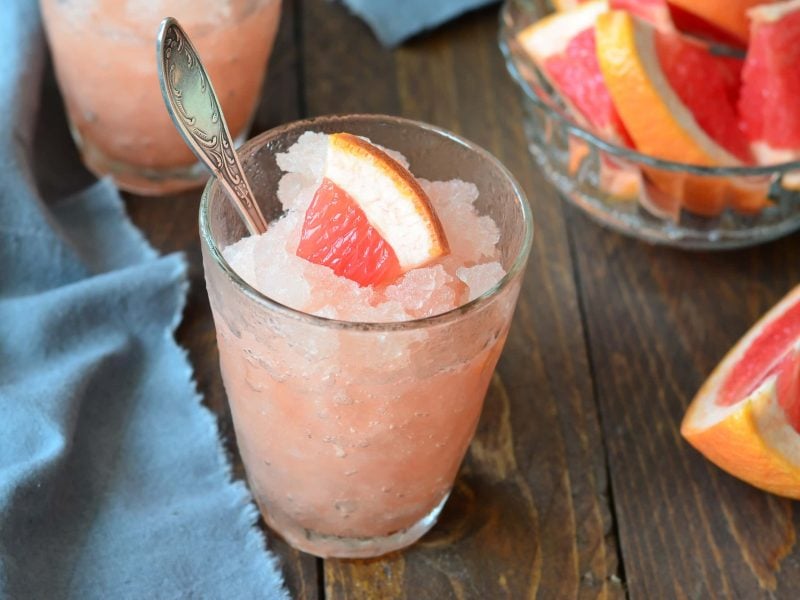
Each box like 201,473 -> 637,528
567,208 -> 800,598
301,4 -> 622,598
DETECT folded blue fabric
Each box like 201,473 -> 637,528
340,0 -> 499,46
0,2 -> 287,598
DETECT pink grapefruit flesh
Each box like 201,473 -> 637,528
611,0 -> 673,30
296,133 -> 449,288
654,32 -> 750,162
740,1 -> 800,166
297,179 -> 403,287
718,296 -> 800,430
543,28 -> 633,144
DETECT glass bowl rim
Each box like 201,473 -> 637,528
199,113 -> 534,332
498,0 -> 800,176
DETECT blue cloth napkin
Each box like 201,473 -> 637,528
340,0 -> 499,46
0,2 -> 288,598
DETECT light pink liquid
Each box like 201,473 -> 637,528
206,133 -> 522,557
41,0 -> 281,194
214,322 -> 509,552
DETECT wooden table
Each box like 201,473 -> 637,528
37,1 -> 800,598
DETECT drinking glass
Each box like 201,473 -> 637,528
200,114 -> 533,558
40,0 -> 281,195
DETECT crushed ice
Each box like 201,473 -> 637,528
223,132 -> 506,322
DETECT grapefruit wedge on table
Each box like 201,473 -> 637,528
595,10 -> 768,216
740,0 -> 800,187
682,285 -> 800,498
296,133 -> 449,287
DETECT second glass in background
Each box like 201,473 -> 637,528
40,0 -> 281,195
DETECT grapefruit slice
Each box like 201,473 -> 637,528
549,0 -> 770,45
595,10 -> 768,215
518,2 -> 641,198
518,1 -> 632,143
595,10 -> 745,166
668,0 -> 778,46
296,133 -> 449,287
740,0 -> 800,187
682,285 -> 800,498
614,0 -> 771,45
653,33 -> 750,163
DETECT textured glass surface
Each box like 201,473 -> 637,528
200,115 -> 533,557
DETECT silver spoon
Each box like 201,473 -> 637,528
156,17 -> 268,235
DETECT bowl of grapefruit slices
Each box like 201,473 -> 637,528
500,0 -> 800,248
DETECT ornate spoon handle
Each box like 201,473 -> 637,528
157,17 -> 268,235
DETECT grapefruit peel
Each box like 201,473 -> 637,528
594,10 -> 740,166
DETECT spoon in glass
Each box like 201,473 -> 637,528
156,17 -> 268,235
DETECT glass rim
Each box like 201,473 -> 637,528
498,0 -> 800,176
199,113 -> 534,332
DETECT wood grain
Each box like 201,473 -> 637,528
301,3 -> 621,598
566,208 -> 800,598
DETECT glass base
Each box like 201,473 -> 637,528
70,123 -> 247,196
257,492 -> 450,559
74,133 -> 208,196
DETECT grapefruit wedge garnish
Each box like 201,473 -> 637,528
550,0 -> 678,33
682,285 -> 800,498
296,133 -> 449,288
740,0 -> 800,187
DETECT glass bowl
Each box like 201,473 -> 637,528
499,0 -> 800,249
